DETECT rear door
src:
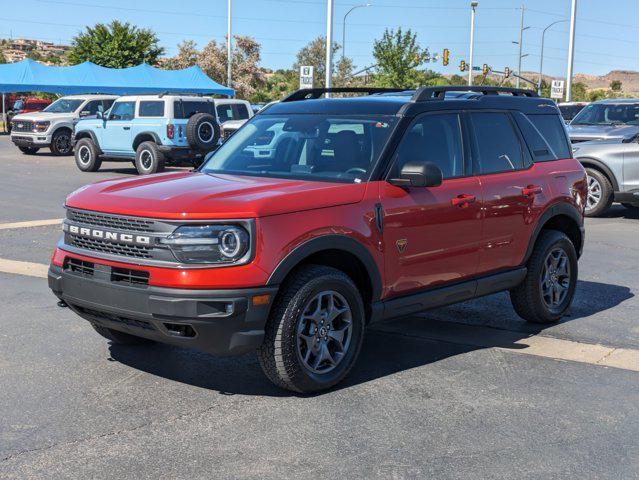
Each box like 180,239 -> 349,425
101,100 -> 135,153
468,111 -> 550,274
380,111 -> 483,297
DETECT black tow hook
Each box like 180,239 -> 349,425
57,300 -> 68,308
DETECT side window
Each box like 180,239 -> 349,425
102,99 -> 115,112
470,112 -> 525,174
513,112 -> 556,162
235,104 -> 250,120
82,100 -> 102,116
108,101 -> 135,121
527,114 -> 571,159
216,105 -> 233,123
139,101 -> 165,117
389,113 -> 464,179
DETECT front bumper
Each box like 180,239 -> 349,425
48,264 -> 278,356
11,132 -> 52,147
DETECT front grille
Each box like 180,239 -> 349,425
11,121 -> 34,132
68,234 -> 152,259
111,267 -> 150,286
64,257 -> 94,277
67,209 -> 155,232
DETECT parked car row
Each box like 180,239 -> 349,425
9,93 -> 253,175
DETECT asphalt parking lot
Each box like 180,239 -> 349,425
0,135 -> 638,479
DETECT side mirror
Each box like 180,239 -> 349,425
389,161 -> 443,188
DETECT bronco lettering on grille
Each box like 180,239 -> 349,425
64,223 -> 151,246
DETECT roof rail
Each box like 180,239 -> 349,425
411,86 -> 538,102
281,87 -> 408,102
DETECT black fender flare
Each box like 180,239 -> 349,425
133,132 -> 162,150
74,130 -> 102,154
524,202 -> 584,263
266,234 -> 383,301
576,156 -> 619,191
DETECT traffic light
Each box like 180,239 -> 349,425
504,67 -> 510,78
482,64 -> 488,75
460,60 -> 466,72
443,49 -> 449,66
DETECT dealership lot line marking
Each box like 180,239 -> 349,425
0,258 -> 48,279
0,256 -> 637,372
0,218 -> 62,230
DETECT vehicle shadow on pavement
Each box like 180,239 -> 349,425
597,205 -> 639,220
107,279 -> 633,397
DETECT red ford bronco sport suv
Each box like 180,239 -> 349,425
49,87 -> 587,393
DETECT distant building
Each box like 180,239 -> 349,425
0,38 -> 70,65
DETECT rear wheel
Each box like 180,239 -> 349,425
50,129 -> 73,156
584,167 -> 613,217
135,141 -> 165,175
257,265 -> 365,393
510,230 -> 578,324
91,324 -> 154,345
18,146 -> 39,155
74,138 -> 102,172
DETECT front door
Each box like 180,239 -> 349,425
380,112 -> 483,298
101,100 -> 135,153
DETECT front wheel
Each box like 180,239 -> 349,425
18,146 -> 39,155
510,230 -> 578,324
584,168 -> 613,217
257,265 -> 366,393
50,129 -> 73,156
74,138 -> 102,172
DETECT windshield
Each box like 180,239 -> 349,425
43,98 -> 83,114
571,103 -> 639,126
201,114 -> 398,183
559,104 -> 585,121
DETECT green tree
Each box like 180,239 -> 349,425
448,74 -> 465,86
251,69 -> 298,102
571,82 -> 588,101
372,28 -> 429,88
68,20 -> 164,67
0,51 -> 7,64
610,80 -> 622,92
293,36 -> 354,88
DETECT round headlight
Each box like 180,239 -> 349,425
220,229 -> 242,258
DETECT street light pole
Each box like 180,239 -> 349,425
516,4 -> 526,88
325,0 -> 335,97
227,0 -> 232,91
538,19 -> 568,95
342,4 -> 370,62
468,1 -> 478,86
566,0 -> 577,102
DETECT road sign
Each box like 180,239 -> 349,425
551,80 -> 565,99
299,66 -> 314,89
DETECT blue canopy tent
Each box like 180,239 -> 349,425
0,59 -> 233,129
0,59 -> 234,96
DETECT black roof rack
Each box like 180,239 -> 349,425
281,85 -> 538,103
281,87 -> 408,102
410,85 -> 538,102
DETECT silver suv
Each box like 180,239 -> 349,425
567,98 -> 639,144
572,136 -> 639,216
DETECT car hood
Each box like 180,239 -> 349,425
567,124 -> 639,141
65,172 -> 367,220
221,119 -> 249,130
12,111 -> 74,122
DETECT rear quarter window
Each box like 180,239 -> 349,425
139,101 -> 165,117
174,100 -> 214,119
527,114 -> 571,159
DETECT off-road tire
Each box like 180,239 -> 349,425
186,113 -> 220,151
257,265 -> 366,393
50,129 -> 73,156
584,167 -> 613,217
74,138 -> 102,172
510,230 -> 578,324
18,146 -> 39,155
135,141 -> 165,175
91,324 -> 154,345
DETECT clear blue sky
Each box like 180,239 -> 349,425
3,0 -> 639,78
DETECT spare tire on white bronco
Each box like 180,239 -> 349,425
186,113 -> 220,151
